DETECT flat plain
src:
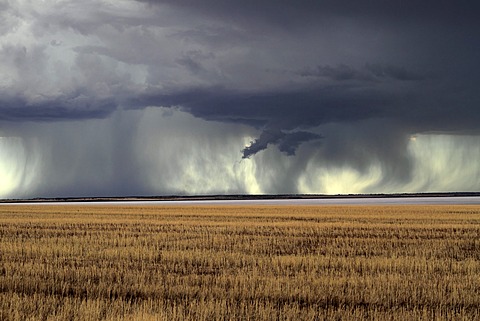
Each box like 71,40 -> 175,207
0,204 -> 479,320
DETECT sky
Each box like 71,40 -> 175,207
1,0 -> 480,198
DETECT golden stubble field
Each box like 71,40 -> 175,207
0,204 -> 479,320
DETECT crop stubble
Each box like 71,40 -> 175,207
0,205 -> 479,320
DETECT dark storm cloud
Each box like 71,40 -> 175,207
2,0 -> 480,197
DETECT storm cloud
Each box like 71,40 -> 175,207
0,0 -> 479,198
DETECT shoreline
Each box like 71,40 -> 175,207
2,192 -> 480,205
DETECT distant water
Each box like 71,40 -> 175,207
5,196 -> 480,206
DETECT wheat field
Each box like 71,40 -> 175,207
0,204 -> 479,320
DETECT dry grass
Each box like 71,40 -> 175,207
0,204 -> 479,320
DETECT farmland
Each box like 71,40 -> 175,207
0,205 -> 479,320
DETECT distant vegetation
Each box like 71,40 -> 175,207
2,191 -> 480,203
0,205 -> 479,320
